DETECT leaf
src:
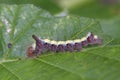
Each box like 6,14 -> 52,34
0,0 -> 62,14
0,4 -> 118,57
0,4 -> 120,80
100,16 -> 120,39
0,4 -> 108,58
0,46 -> 120,80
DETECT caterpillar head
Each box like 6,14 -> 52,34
27,46 -> 35,57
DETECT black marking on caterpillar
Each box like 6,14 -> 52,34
27,32 -> 102,57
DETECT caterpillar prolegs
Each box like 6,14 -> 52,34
27,32 -> 102,57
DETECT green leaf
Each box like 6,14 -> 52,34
0,4 -> 120,80
0,4 -> 108,58
100,16 -> 120,39
0,46 -> 120,80
0,0 -> 62,14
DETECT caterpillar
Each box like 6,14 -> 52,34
27,32 -> 102,57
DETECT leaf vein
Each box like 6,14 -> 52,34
0,63 -> 21,80
35,58 -> 83,79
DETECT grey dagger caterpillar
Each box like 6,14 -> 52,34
27,32 -> 102,57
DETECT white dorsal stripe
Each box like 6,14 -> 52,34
41,32 -> 99,45
57,41 -> 66,45
94,35 -> 98,39
73,39 -> 82,43
81,37 -> 87,42
44,39 -> 51,43
51,40 -> 58,45
65,40 -> 74,44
